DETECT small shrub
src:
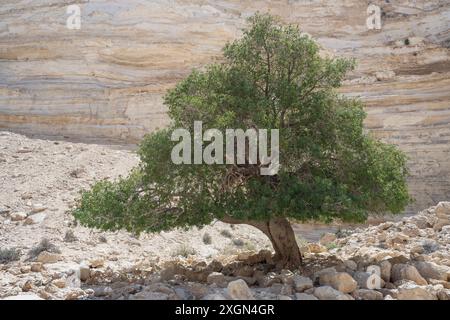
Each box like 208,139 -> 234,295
64,230 -> 78,242
404,38 -> 410,46
0,248 -> 20,264
202,233 -> 212,245
28,238 -> 61,259
220,229 -> 233,238
171,244 -> 196,258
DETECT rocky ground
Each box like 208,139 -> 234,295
1,131 -> 449,300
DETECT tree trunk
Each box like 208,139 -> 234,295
266,217 -> 303,269
220,216 -> 302,270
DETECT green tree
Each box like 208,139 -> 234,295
73,13 -> 409,269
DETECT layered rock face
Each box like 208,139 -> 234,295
0,0 -> 449,212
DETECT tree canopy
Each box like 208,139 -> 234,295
73,13 -> 409,268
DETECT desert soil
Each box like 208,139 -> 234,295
1,131 -> 449,300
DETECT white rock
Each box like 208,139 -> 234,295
380,260 -> 392,282
353,271 -> 382,289
10,212 -> 27,221
353,289 -> 383,300
227,279 -> 255,300
295,293 -> 318,300
293,275 -> 313,292
207,272 -> 226,287
36,251 -> 62,264
279,269 -> 294,285
313,286 -> 353,300
391,264 -> 428,285
414,261 -> 448,281
30,204 -> 47,213
89,258 -> 104,268
24,212 -> 46,225
319,271 -> 357,293
79,263 -> 90,281
343,260 -> 357,271
435,202 -> 450,218
30,262 -> 43,272
397,287 -> 437,300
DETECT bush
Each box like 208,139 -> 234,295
28,238 -> 61,259
171,244 -> 196,258
202,232 -> 212,245
0,248 -> 20,264
64,230 -> 78,242
220,229 -> 233,238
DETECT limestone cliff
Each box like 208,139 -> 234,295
0,0 -> 449,212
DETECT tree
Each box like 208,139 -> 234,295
72,13 -> 409,269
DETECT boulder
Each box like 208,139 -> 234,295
307,243 -> 327,253
30,204 -> 47,213
414,261 -> 448,281
279,269 -> 294,285
36,251 -> 62,264
313,286 -> 353,300
89,258 -> 104,268
433,218 -> 450,232
343,260 -> 357,271
391,264 -> 428,285
293,275 -> 313,292
30,262 -> 43,272
207,272 -> 226,287
186,283 -> 208,299
319,271 -> 357,293
227,279 -> 255,300
353,271 -> 382,289
10,212 -> 27,221
258,272 -> 280,287
24,212 -> 46,225
410,216 -> 431,229
437,290 -> 450,300
379,260 -> 392,282
435,202 -> 450,218
397,287 -> 437,300
295,293 -> 318,300
353,289 -> 383,300
52,278 -> 66,288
